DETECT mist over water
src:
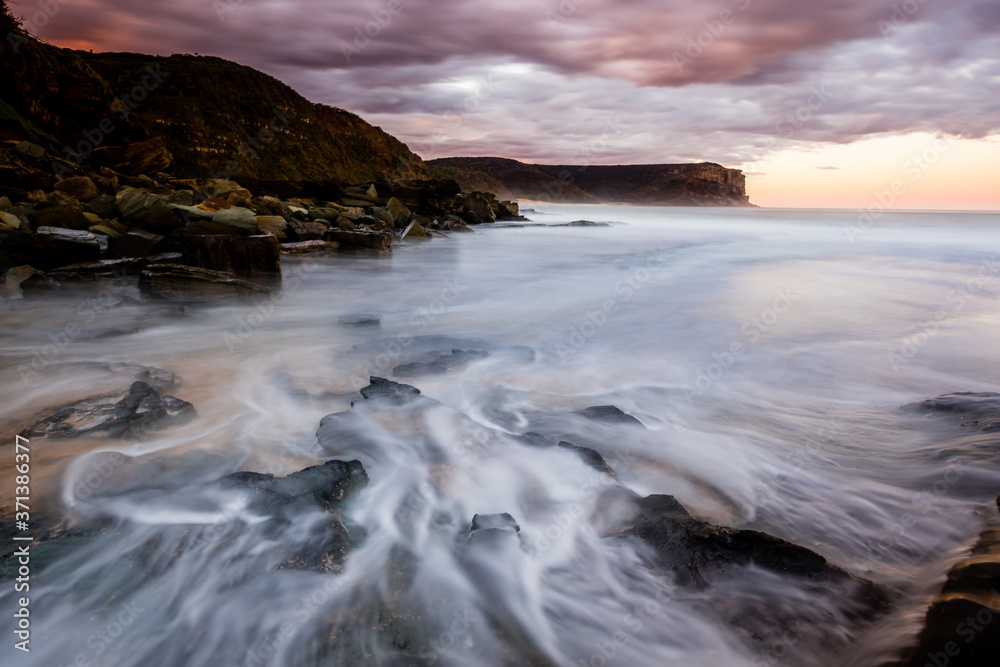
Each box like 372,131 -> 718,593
3,205 -> 1000,667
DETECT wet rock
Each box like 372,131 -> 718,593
393,349 -> 489,377
29,204 -> 92,231
338,314 -> 381,328
456,192 -> 497,224
279,240 -> 340,255
3,265 -> 58,296
907,392 -> 1000,432
622,494 -> 892,601
112,229 -> 165,259
181,234 -> 282,285
21,381 -> 197,440
138,264 -> 272,300
54,176 -> 100,202
0,211 -> 22,231
323,228 -> 393,253
288,220 -> 327,241
32,227 -> 102,269
557,441 -> 616,476
47,257 -> 150,282
497,200 -> 519,218
895,501 -> 1000,666
577,405 -> 645,428
359,377 -> 422,404
255,215 -> 288,240
400,219 -> 427,240
213,206 -> 258,233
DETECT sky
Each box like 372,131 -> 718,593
19,0 -> 1000,209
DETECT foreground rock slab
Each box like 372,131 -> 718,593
138,264 -> 272,300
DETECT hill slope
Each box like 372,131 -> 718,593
0,1 -> 425,183
429,157 -> 751,206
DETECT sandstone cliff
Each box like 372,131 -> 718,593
429,157 -> 752,206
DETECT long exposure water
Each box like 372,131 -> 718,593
2,205 -> 1000,666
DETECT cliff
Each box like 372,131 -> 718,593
428,157 -> 752,206
0,2 -> 425,183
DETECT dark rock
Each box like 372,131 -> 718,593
32,227 -> 102,269
213,207 -> 258,233
279,240 -> 340,255
116,187 -> 164,224
359,377 -> 421,404
907,392 -> 1000,432
54,176 -> 100,202
289,220 -> 328,241
138,264 -> 272,300
456,192 -> 497,224
181,234 -> 282,285
895,510 -> 1000,666
338,314 -> 381,328
558,441 -> 616,476
400,220 -> 428,240
3,265 -> 58,296
47,258 -> 150,282
29,205 -> 92,231
578,405 -> 646,428
21,381 -> 196,440
112,230 -> 165,259
334,215 -> 356,231
96,137 -> 173,175
84,194 -> 119,220
323,228 -> 393,254
471,513 -> 520,533
393,349 -> 489,377
255,215 -> 288,240
622,494 -> 892,599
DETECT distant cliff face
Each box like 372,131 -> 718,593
80,53 -> 427,183
429,157 -> 752,206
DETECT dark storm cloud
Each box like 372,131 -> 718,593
25,0 -> 1000,164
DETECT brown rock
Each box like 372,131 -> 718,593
98,137 -> 173,176
255,216 -> 289,240
139,264 -> 272,300
280,241 -> 340,255
112,230 -> 166,259
334,216 -> 356,231
0,211 -> 22,231
401,221 -> 427,240
29,205 -> 92,231
54,176 -> 100,202
182,234 -> 282,285
289,220 -> 328,241
226,189 -> 254,209
4,265 -> 58,297
323,229 -> 393,254
456,192 -> 497,224
89,224 -> 124,239
32,227 -> 103,269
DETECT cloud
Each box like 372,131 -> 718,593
26,0 -> 1000,165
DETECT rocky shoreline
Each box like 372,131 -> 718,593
0,139 -> 522,300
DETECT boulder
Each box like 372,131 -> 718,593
181,234 -> 282,285
116,187 -> 164,224
577,405 -> 645,428
202,179 -> 244,199
279,241 -> 340,255
84,194 -> 118,220
21,381 -> 196,440
309,206 -> 347,221
896,505 -> 1000,666
54,176 -> 100,202
370,206 -> 394,227
323,229 -> 393,253
0,211 -> 22,231
393,349 -> 489,377
214,207 -> 258,233
138,264 -> 272,300
15,141 -> 45,160
32,227 -> 102,269
386,197 -> 411,227
226,189 -> 253,209
254,196 -> 289,217
401,220 -> 427,240
288,220 -> 328,241
3,265 -> 59,297
497,200 -> 520,218
359,377 -> 421,404
255,216 -> 289,240
29,205 -> 92,231
112,230 -> 165,259
456,192 -> 497,224
334,215 -> 356,231
97,137 -> 173,175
